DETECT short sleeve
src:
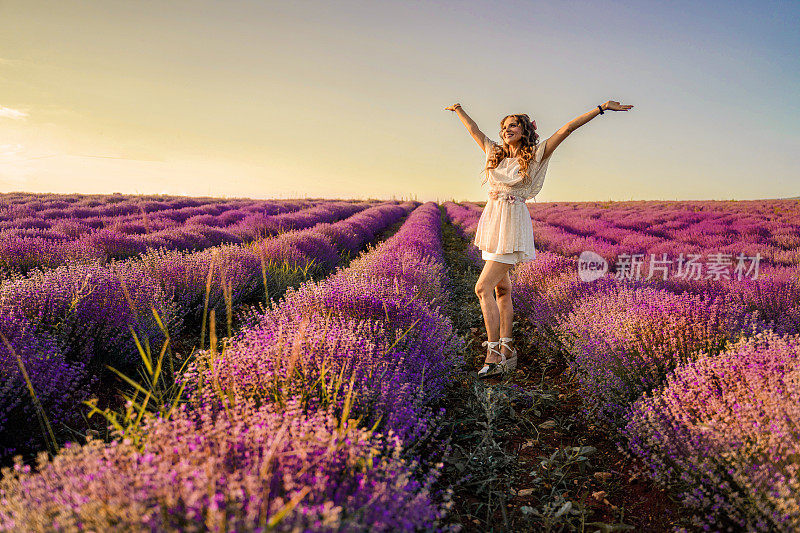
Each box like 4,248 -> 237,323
479,136 -> 498,186
527,139 -> 551,200
534,138 -> 548,163
483,135 -> 498,161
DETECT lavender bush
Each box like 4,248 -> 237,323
623,329 -> 800,532
558,284 -> 762,423
0,400 -> 452,532
0,307 -> 98,462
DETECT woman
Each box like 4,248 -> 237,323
445,100 -> 634,377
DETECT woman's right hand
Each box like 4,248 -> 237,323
444,103 -> 462,112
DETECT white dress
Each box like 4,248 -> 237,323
474,135 -> 552,265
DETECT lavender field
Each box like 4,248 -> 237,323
1,192 -> 800,531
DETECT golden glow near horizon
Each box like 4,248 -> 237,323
1,1 -> 798,202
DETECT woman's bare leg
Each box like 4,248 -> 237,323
475,260 -> 515,363
494,272 -> 514,358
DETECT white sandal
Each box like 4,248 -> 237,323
478,340 -> 513,378
498,337 -> 518,372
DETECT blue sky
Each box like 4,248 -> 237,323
1,0 -> 798,201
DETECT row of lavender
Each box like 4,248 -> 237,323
461,200 -> 800,270
1,195 -> 393,273
0,202 -> 462,532
530,200 -> 800,266
0,201 -> 415,465
523,199 -> 800,244
0,192 -> 312,222
0,194 -> 317,248
443,201 -> 800,532
513,252 -> 800,531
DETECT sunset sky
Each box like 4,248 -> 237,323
1,1 -> 798,203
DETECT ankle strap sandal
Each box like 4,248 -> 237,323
498,337 -> 518,370
497,337 -> 517,359
481,340 -> 501,356
478,340 -> 513,378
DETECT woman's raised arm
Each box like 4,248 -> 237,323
445,103 -> 490,152
541,100 -> 634,161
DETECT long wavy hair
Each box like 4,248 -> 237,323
481,114 -> 539,186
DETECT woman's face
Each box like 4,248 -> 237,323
501,117 -> 522,144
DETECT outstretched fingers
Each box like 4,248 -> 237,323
607,100 -> 634,111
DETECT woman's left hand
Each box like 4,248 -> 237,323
604,100 -> 634,111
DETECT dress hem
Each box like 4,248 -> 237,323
481,249 -> 535,265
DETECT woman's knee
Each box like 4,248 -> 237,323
474,281 -> 486,297
475,279 -> 497,298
